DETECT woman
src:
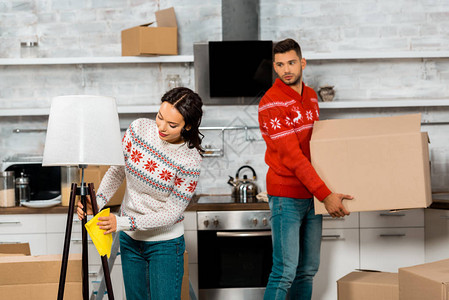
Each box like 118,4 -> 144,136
77,87 -> 204,300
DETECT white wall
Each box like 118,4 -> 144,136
1,0 -> 449,194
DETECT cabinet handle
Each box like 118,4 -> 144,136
0,221 -> 21,225
0,241 -> 24,244
379,233 -> 406,237
323,215 -> 345,220
71,238 -> 93,244
321,234 -> 341,239
379,213 -> 406,217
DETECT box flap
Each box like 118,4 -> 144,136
400,259 -> 449,284
0,243 -> 30,256
155,7 -> 177,27
312,113 -> 422,141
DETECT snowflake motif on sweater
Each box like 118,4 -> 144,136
95,118 -> 202,237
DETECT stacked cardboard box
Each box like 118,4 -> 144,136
0,245 -> 82,300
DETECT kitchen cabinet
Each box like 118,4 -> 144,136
359,209 -> 425,272
312,213 -> 359,300
0,214 -> 47,255
424,208 -> 449,262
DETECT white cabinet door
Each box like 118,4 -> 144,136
312,228 -> 359,300
90,264 -> 125,300
360,228 -> 424,272
424,209 -> 449,262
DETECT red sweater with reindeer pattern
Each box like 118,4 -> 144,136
258,79 -> 331,201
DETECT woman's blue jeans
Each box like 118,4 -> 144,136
264,196 -> 323,300
119,231 -> 185,300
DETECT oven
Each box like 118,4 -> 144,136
197,210 -> 272,300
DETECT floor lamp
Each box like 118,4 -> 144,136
42,95 -> 125,300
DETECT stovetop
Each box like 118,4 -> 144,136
187,194 -> 269,211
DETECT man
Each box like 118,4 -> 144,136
258,38 -> 353,300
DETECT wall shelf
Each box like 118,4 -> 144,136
0,51 -> 447,66
304,51 -> 449,61
0,105 -> 160,117
318,99 -> 449,109
0,55 -> 194,66
2,100 -> 449,117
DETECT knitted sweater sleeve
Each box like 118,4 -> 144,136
259,94 -> 331,201
115,159 -> 201,232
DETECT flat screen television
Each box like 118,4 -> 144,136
208,41 -> 273,98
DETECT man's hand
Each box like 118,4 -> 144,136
322,193 -> 353,218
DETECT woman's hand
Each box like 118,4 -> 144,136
77,197 -> 93,220
97,214 -> 117,235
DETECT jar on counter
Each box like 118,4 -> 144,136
20,41 -> 39,58
61,166 -> 80,207
0,171 -> 15,207
166,74 -> 182,91
15,172 -> 30,206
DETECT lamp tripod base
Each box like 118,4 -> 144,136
57,182 -> 114,300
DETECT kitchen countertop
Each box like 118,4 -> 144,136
3,194 -> 448,214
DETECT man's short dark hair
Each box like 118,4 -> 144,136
273,38 -> 302,59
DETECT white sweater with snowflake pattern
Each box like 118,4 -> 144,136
96,118 -> 202,241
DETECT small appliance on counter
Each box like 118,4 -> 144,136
1,154 -> 61,205
227,165 -> 260,203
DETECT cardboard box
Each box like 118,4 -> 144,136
0,282 -> 82,300
0,243 -> 30,256
311,114 -> 432,214
0,253 -> 82,300
338,271 -> 399,300
181,251 -> 189,300
121,7 -> 178,56
83,165 -> 126,207
399,258 -> 449,300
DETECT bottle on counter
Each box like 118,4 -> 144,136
0,171 -> 15,207
15,172 -> 30,206
61,166 -> 80,206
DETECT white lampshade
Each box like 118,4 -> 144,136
42,95 -> 125,167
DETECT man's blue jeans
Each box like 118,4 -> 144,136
119,231 -> 185,300
264,196 -> 323,300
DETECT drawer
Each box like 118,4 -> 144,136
360,209 -> 424,228
46,213 -> 91,233
322,212 -> 359,229
360,227 -> 424,272
0,214 -> 46,234
0,233 -> 47,255
46,232 -> 121,265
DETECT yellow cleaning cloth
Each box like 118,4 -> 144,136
85,208 -> 113,258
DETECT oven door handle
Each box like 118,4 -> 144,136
216,231 -> 272,237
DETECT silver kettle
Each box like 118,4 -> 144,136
227,165 -> 259,203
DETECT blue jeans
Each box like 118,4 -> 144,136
264,196 -> 323,300
119,231 -> 185,300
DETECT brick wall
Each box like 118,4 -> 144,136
1,0 -> 448,193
